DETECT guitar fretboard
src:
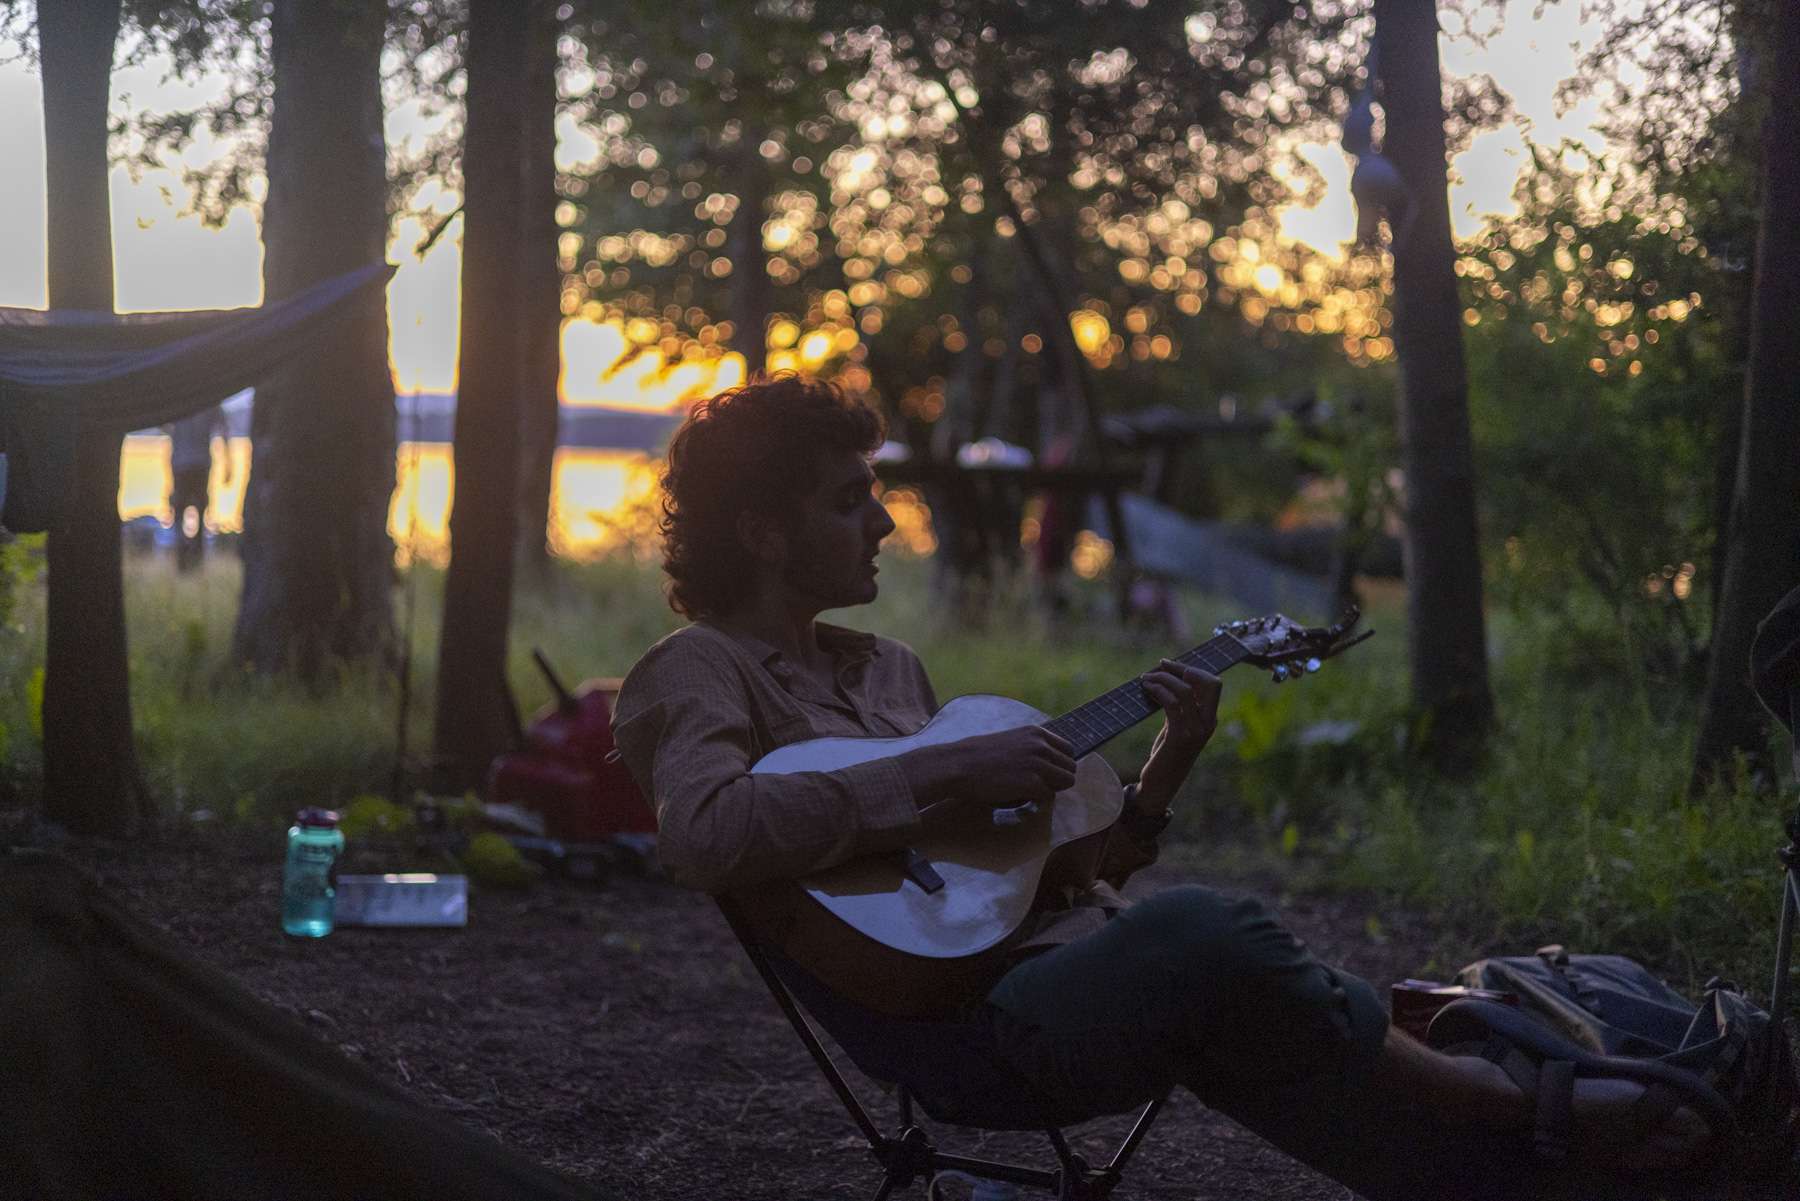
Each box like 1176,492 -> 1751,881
1042,634 -> 1249,758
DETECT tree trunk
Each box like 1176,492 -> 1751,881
727,147 -> 773,379
432,0 -> 531,787
935,232 -> 989,456
232,0 -> 395,678
516,0 -> 562,574
1691,0 -> 1800,789
38,0 -> 146,836
1376,0 -> 1493,762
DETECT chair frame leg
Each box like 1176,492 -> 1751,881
1772,804 -> 1799,1022
721,904 -> 1170,1198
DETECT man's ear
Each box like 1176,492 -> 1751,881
736,509 -> 787,566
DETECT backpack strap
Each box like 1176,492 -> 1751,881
1533,1060 -> 1577,1161
1436,1026 -> 1578,1162
1535,944 -> 1603,1015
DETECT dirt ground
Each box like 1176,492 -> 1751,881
55,830 -> 1460,1201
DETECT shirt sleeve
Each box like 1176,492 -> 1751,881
1093,819 -> 1160,890
612,648 -> 922,894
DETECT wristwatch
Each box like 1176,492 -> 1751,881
1117,783 -> 1174,840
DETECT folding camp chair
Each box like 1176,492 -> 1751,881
1761,617 -> 1800,1031
717,899 -> 1169,1201
1772,750 -> 1798,1030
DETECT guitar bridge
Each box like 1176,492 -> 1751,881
900,847 -> 944,893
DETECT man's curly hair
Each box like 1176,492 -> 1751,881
659,375 -> 884,620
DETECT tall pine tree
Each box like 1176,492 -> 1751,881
1375,0 -> 1493,762
38,0 -> 149,836
1692,0 -> 1800,788
433,0 -> 531,785
232,0 -> 396,677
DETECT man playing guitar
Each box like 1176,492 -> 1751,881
612,378 -> 1710,1194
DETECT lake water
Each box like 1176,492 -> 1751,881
118,434 -> 939,563
119,435 -> 664,565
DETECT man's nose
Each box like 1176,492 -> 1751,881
869,497 -> 897,540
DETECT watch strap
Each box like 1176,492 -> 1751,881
1117,783 -> 1174,840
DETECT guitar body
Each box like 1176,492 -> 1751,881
739,610 -> 1369,1018
751,694 -> 1123,1017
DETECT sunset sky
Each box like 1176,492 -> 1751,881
0,4 -> 1620,400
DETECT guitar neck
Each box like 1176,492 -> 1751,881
1042,634 -> 1249,758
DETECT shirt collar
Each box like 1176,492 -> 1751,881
708,620 -> 881,677
816,621 -> 880,667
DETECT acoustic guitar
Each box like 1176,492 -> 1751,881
749,610 -> 1373,1017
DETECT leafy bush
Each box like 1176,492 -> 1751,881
1247,610 -> 1791,1000
1461,143 -> 1728,685
1,541 -> 1784,1002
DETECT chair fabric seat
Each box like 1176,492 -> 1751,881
766,945 -> 1095,1131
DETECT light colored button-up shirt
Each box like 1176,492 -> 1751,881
612,620 -> 1157,964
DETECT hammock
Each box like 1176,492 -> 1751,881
0,262 -> 395,532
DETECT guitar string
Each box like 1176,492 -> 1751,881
1045,634 -> 1249,757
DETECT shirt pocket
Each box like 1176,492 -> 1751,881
870,705 -> 933,738
761,711 -> 821,753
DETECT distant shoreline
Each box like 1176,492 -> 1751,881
134,393 -> 683,455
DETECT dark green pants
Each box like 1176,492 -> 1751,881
985,885 -> 1389,1113
983,886 -> 1564,1201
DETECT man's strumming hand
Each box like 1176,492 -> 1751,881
897,726 -> 1077,811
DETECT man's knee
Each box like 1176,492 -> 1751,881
1120,887 -> 1385,1091
1119,885 -> 1306,984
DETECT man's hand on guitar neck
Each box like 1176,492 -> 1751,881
895,726 -> 1078,812
1134,660 -> 1223,814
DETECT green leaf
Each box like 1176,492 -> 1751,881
460,832 -> 540,890
1226,687 -> 1296,763
26,667 -> 44,739
1281,822 -> 1300,856
338,794 -> 416,840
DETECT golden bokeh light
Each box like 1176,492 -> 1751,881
1070,531 -> 1115,580
878,486 -> 937,556
1070,309 -> 1111,357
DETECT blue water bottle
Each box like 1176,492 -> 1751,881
282,808 -> 344,937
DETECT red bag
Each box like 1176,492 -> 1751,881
487,656 -> 655,843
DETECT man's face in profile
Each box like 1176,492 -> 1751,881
777,449 -> 896,613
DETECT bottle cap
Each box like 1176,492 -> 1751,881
296,807 -> 341,829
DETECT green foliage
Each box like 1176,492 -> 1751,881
557,0 -> 866,359
0,533 -> 44,631
459,831 -> 541,889
1459,143 -> 1730,685
337,794 -> 417,841
1271,387 -> 1401,562
1207,606 -> 1791,1001
25,667 -> 44,740
1224,685 -> 1298,763
0,542 -> 1782,999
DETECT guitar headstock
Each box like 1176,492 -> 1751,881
1214,608 -> 1373,683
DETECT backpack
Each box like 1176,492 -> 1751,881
1452,945 -> 1800,1187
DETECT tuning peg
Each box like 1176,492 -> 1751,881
1212,625 -> 1224,636
1306,658 -> 1322,673
1272,664 -> 1289,683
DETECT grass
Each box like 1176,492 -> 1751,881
0,541 -> 1791,1004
